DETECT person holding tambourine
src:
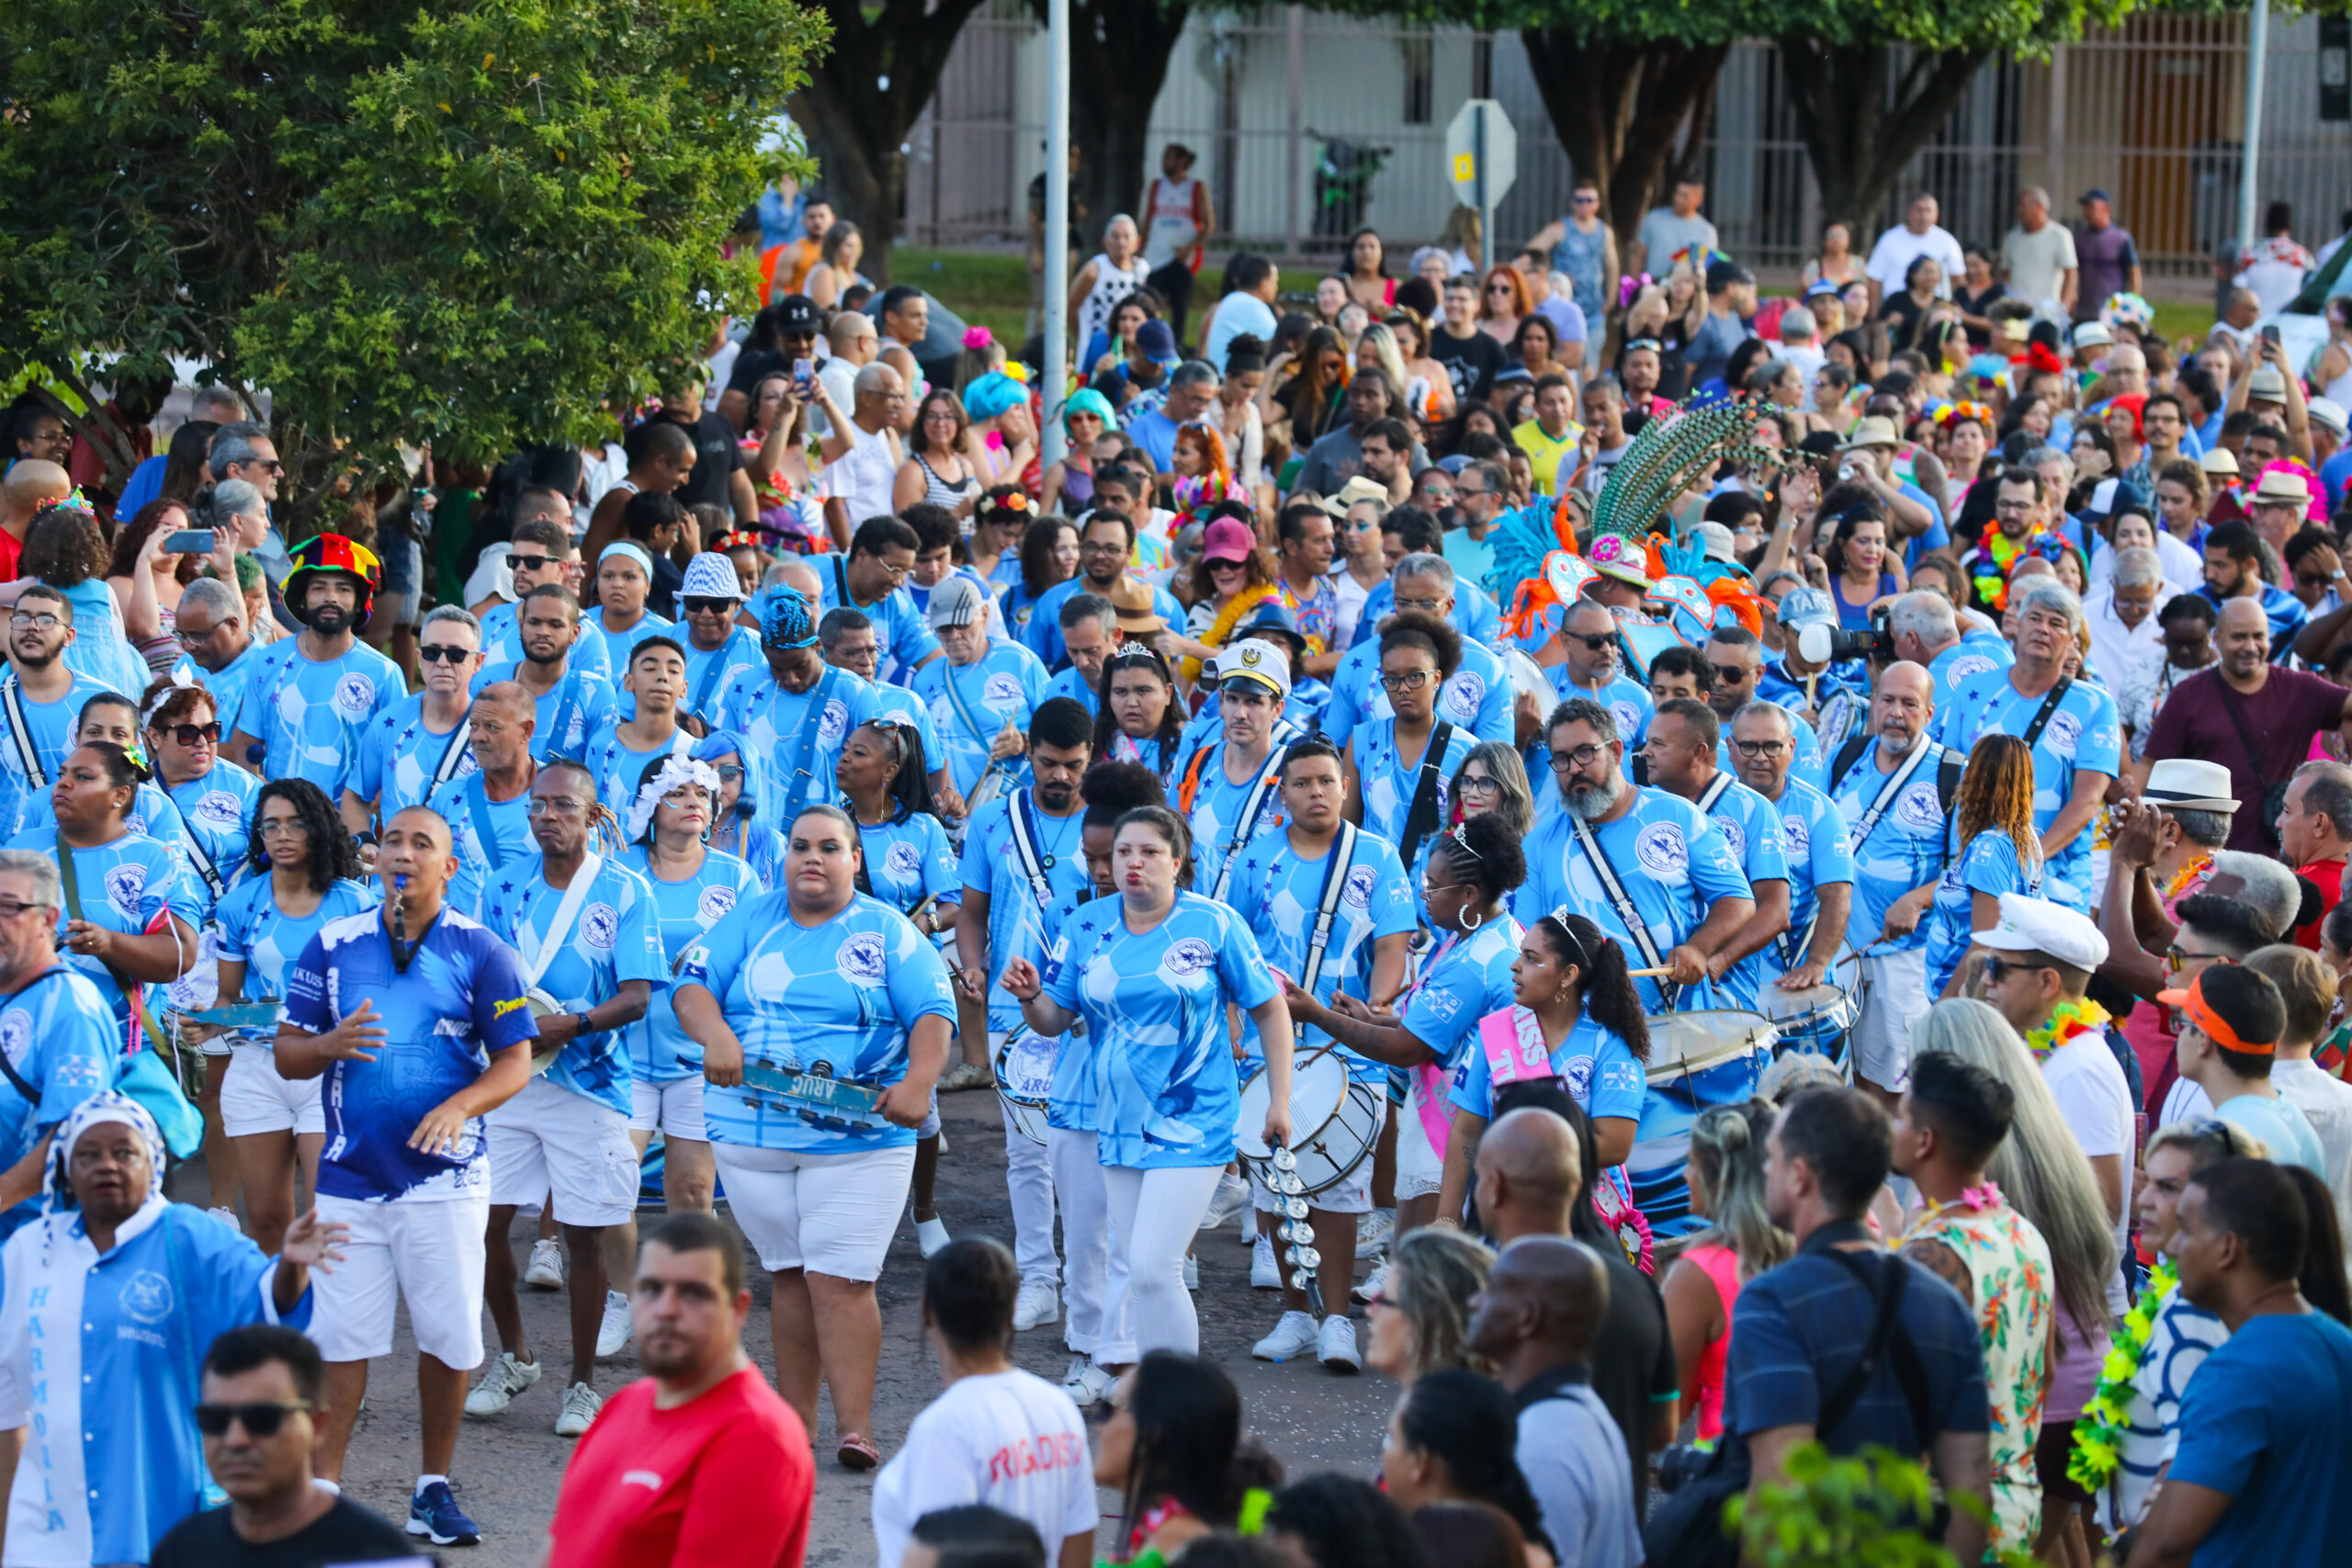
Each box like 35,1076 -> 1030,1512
674,802 -> 955,1472
1000,805 -> 1293,1359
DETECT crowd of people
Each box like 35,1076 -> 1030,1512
3,156 -> 2352,1568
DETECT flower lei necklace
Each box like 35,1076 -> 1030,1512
2067,1260 -> 2178,1495
2162,854 -> 2212,904
2027,998 -> 2110,1063
1895,1180 -> 2007,1248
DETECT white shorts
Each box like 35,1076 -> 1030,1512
220,1046 -> 325,1138
309,1192 -> 490,1368
631,1075 -> 709,1142
1251,1096 -> 1384,1214
712,1142 -> 916,1280
1853,947 -> 1930,1091
1395,1092 -> 1445,1201
488,1076 -> 640,1226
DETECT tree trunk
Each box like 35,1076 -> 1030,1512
1520,29 -> 1730,266
788,0 -> 993,283
1057,0 -> 1191,254
1779,41 -> 1991,232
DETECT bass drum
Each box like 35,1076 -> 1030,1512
1625,1010 -> 1773,1238
1236,1048 -> 1383,1198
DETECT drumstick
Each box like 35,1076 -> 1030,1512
1625,965 -> 1677,978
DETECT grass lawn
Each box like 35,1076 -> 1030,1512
895,246 -> 1032,348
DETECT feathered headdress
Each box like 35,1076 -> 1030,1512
1589,394 -> 1785,543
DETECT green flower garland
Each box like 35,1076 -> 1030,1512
2066,1260 -> 2177,1495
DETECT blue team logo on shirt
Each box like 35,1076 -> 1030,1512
195,790 -> 243,828
1714,814 -> 1746,861
120,1269 -> 175,1325
333,672 -> 374,717
0,1008 -> 27,1070
104,863 -> 147,918
1895,782 -> 1943,832
1634,822 -> 1688,878
580,903 -> 618,951
839,932 -> 888,984
819,699 -> 849,740
1444,671 -> 1484,722
1611,701 -> 1644,737
1163,937 -> 1216,977
983,671 -> 1023,706
1565,1055 -> 1594,1100
1945,654 -> 1998,686
1343,865 -> 1376,909
1782,814 -> 1810,855
887,841 -> 922,880
2041,711 -> 2081,758
696,886 -> 738,923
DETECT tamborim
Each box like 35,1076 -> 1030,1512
1626,1010 -> 1774,1237
1235,1048 -> 1383,1198
526,989 -> 565,1076
994,1029 -> 1057,1146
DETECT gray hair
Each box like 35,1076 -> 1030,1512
1392,551 -> 1455,590
1450,741 -> 1535,841
207,420 -> 270,479
420,604 -> 483,644
177,576 -> 243,622
1779,306 -> 1817,339
853,362 -> 895,396
1910,998 -> 2118,1337
0,850 -> 62,910
1547,695 -> 1618,747
2210,851 -> 2304,942
188,387 -> 247,423
2110,547 -> 2160,591
203,478 -> 266,532
1058,592 -> 1117,635
2013,579 -> 2085,636
1169,359 -> 1221,394
1888,590 -> 1957,648
2166,806 -> 2233,849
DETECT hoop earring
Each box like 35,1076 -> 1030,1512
1461,905 -> 1484,931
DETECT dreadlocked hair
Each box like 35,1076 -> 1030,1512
1955,733 -> 2039,872
248,779 -> 362,891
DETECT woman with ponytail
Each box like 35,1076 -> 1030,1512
1661,1099 -> 1787,1441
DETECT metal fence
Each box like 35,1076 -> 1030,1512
899,6 -> 2352,283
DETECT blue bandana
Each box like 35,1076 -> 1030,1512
759,586 -> 819,650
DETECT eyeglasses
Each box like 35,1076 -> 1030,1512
1458,774 -> 1500,795
510,555 -> 555,574
1571,193 -> 1598,205
1080,541 -> 1128,557
683,596 -> 738,616
194,1401 -> 312,1438
417,645 -> 473,664
0,898 -> 53,920
1547,744 -> 1607,773
1394,596 -> 1445,615
2165,945 -> 2224,974
1568,634 -> 1613,652
1982,956 -> 2055,985
163,722 -> 223,746
1378,670 -> 1433,693
1731,739 -> 1787,759
257,818 -> 307,838
8,613 -> 60,632
526,797 -> 590,818
1709,664 -> 1751,685
245,459 -> 285,475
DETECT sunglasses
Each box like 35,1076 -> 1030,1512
417,645 -> 473,664
162,721 -> 224,745
510,555 -> 556,574
1982,956 -> 2055,985
1709,664 -> 1751,684
684,596 -> 738,616
195,1401 -> 312,1438
1568,634 -> 1613,652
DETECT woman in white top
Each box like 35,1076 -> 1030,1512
1071,216 -> 1152,370
1329,494 -> 1391,653
806,220 -> 867,310
2312,296 -> 2352,408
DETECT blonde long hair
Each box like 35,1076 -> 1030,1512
1688,1099 -> 1792,1274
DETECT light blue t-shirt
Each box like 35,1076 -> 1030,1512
1829,740 -> 1953,953
1224,826 -> 1418,1070
1038,888 -> 1110,1133
1321,637 -> 1514,750
1926,637 -> 2014,712
1548,668 -> 1654,752
585,606 -> 676,678
470,660 -> 620,763
196,639 -> 273,751
479,602 -> 615,684
1023,578 -> 1183,669
1693,775 -> 1792,1010
1041,663 -> 1101,722
163,763 -> 261,913
615,845 -> 762,1082
859,809 -> 962,920
54,579 -> 151,699
679,626 -> 765,724
1204,291 -> 1279,373
1450,1012 -> 1645,1124
213,875 -> 380,1047
1352,717 -> 1476,887
351,694 -> 479,818
1041,891 -> 1280,1169
2215,1092 -> 2328,1178
426,772 -> 537,919
1351,578 -> 1504,650
583,728 -> 695,819
1758,778 -> 1856,983
284,907 -> 540,1201
0,966 -> 118,1232
682,890 -> 956,1153
12,829 -> 200,1040
1407,919 -> 1529,1085
231,637 -> 407,797
480,853 -> 667,1116
714,664 -> 879,825
911,640 -> 1052,798
865,677 -> 949,778
1925,828 -> 2042,999
1935,669 -> 2120,910
1177,739 -> 1288,894
0,671 -> 123,836
811,557 -> 941,681
958,792 -> 1092,1032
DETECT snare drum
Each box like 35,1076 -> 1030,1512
1758,974 -> 1861,1077
1235,1049 -> 1383,1198
1627,1010 -> 1773,1237
526,989 -> 565,1076
994,1030 -> 1057,1145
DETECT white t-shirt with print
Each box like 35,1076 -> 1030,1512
871,1369 -> 1098,1568
2042,1035 -> 2136,1314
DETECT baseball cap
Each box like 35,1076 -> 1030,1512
681,552 -> 744,602
2079,187 -> 2112,206
1704,258 -> 1754,293
925,574 -> 989,629
1216,637 -> 1292,701
774,294 -> 822,334
1136,319 -> 1180,367
1202,518 -> 1256,564
1774,586 -> 1837,631
1973,891 -> 2109,972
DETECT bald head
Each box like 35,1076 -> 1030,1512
1474,1108 -> 1583,1244
768,558 -> 822,603
2,460 -> 70,517
1465,1235 -> 1611,1378
2217,597 -> 2269,637
385,805 -> 452,854
475,681 -> 533,722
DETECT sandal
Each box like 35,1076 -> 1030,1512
837,1432 -> 882,1470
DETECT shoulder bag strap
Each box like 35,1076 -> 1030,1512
1294,822 -> 1360,1042
690,642 -> 734,716
2213,677 -> 2270,796
1695,771 -> 1734,818
777,666 -> 843,822
1816,1248 -> 1914,1438
1392,720 -> 1457,875
518,853 -> 605,989
0,678 -> 44,790
0,965 -> 66,1104
429,704 -> 477,792
467,776 -> 507,871
2018,675 -> 2074,749
1567,812 -> 1678,1010
1847,736 -> 1939,853
177,812 -> 226,904
1177,742 -> 1213,813
1006,789 -> 1059,909
1210,750 -> 1289,903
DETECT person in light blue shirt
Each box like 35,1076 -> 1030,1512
1008,803 -> 1289,1358
1174,638 -> 1299,897
809,516 -> 940,682
428,683 -> 541,919
1546,598 -> 1656,749
697,728 -> 786,890
673,551 -> 765,725
580,636 -> 698,812
0,586 -> 153,835
1935,581 -> 2120,911
0,849 -> 119,1235
1639,698 -> 1791,1011
30,692 -> 200,899
1349,613 -> 1478,890
1924,735 -> 2046,1000
346,604 -> 484,828
584,537 -> 677,674
1351,570 -> 1504,649
717,586 -> 881,828
1024,513 -> 1185,670
673,802 -> 954,1455
472,586 -> 621,765
1725,702 -> 1857,997
225,538 -> 405,798
820,605 -> 957,810
475,758 -> 665,1434
1703,626 -> 1829,794
174,575 -> 274,749
478,517 -> 615,684
1888,589 -> 2016,713
911,576 -> 1051,803
1322,554 -> 1514,750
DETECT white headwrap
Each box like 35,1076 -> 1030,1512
628,753 -> 720,842
600,540 -> 656,580
140,666 -> 203,731
46,1090 -> 167,1213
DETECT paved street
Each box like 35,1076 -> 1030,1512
177,1088 -> 1403,1564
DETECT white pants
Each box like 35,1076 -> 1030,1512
310,1193 -> 490,1368
994,1031 -> 1059,1288
488,1077 -> 640,1226
1854,947 -> 1930,1091
220,1046 -> 324,1138
713,1142 -> 916,1280
1101,1164 -> 1226,1357
1048,1128 -> 1132,1364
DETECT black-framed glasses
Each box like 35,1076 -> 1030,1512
0,897 -> 53,920
1731,739 -> 1787,759
1547,744 -> 1607,772
1378,670 -> 1433,693
1394,597 -> 1445,615
194,1401 -> 312,1438
164,722 -> 223,746
510,555 -> 554,574
417,645 -> 473,664
1080,541 -> 1128,556
8,613 -> 60,631
684,596 -> 738,616
1457,773 -> 1501,795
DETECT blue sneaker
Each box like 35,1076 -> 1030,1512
408,1480 -> 481,1546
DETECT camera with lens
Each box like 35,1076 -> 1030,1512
1794,604 -> 1894,666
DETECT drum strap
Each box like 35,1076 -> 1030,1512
429,704 -> 476,794
777,666 -> 844,823
1695,771 -> 1734,818
1844,734 -> 1939,854
518,853 -> 605,990
1393,720 -> 1457,875
1295,822 -> 1360,1043
1208,740 -> 1291,904
1006,788 -> 1065,909
1567,813 -> 1678,1010
0,677 -> 45,791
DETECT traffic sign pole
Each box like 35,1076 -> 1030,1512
1445,99 -> 1517,272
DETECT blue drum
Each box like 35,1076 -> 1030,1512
1626,1010 -> 1774,1238
1758,972 -> 1864,1080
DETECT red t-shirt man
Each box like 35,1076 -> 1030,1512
2295,856 -> 2346,950
548,1366 -> 814,1568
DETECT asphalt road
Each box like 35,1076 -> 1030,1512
175,1087 -> 1404,1565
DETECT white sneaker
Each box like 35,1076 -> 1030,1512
595,1290 -> 633,1359
463,1351 -> 540,1416
554,1382 -> 602,1438
207,1206 -> 240,1232
1318,1314 -> 1363,1372
1252,1310 -> 1319,1361
523,1238 -> 565,1290
1352,1258 -> 1389,1304
1062,1358 -> 1116,1405
1182,1255 -> 1199,1290
916,1216 -> 951,1258
1251,1234 -> 1282,1290
1012,1282 -> 1060,1331
1355,1208 -> 1395,1258
1200,1171 -> 1250,1231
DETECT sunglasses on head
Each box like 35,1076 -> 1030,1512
684,596 -> 738,616
194,1401 -> 311,1438
162,721 -> 223,746
417,644 -> 472,664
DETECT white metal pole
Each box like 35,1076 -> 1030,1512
1476,104 -> 1493,282
1041,0 -> 1070,468
2239,0 -> 2269,261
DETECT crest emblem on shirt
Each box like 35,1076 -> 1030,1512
196,790 -> 244,829
887,841 -> 923,880
1163,937 -> 1216,977
579,903 -> 618,952
695,886 -> 738,924
333,672 -> 374,717
1945,654 -> 1997,688
984,672 -> 1024,707
1713,814 -> 1746,861
1611,701 -> 1643,739
819,699 -> 849,741
1781,814 -> 1810,855
104,863 -> 147,918
120,1269 -> 175,1325
1565,1055 -> 1595,1100
0,1009 -> 28,1070
1895,781 -> 1944,832
1443,670 -> 1484,722
1634,822 -> 1688,879
838,931 -> 888,984
1342,866 -> 1376,909
2041,710 -> 2081,758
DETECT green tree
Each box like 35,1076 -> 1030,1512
0,0 -> 824,522
1731,1444 -> 2027,1568
1025,0 -> 1193,254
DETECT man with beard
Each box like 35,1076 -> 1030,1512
1023,511 -> 1182,671
471,584 -> 620,763
1640,698 -> 1792,1010
427,682 -> 543,919
226,534 -> 405,800
713,581 -> 879,827
2195,517 -> 2307,661
0,584 -> 118,835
